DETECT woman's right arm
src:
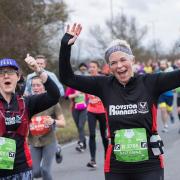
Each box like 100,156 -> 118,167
59,24 -> 103,96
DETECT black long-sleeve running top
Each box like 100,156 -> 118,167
59,33 -> 180,173
0,76 -> 60,177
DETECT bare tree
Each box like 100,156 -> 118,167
89,13 -> 148,62
166,39 -> 180,62
0,0 -> 68,73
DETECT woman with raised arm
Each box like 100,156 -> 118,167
59,23 -> 180,180
0,55 -> 60,179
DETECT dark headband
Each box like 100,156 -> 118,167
105,45 -> 133,62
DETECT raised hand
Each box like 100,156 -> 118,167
66,23 -> 82,45
25,54 -> 48,82
24,54 -> 40,72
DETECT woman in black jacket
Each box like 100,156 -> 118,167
0,55 -> 60,179
59,23 -> 180,180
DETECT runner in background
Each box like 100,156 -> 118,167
24,54 -> 65,162
65,87 -> 87,152
0,55 -> 60,179
24,54 -> 64,97
28,76 -> 65,180
157,59 -> 175,132
86,61 -> 108,168
144,59 -> 153,74
75,62 -> 89,76
65,62 -> 89,152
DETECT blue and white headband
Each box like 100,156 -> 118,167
105,45 -> 133,62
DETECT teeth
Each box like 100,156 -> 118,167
118,71 -> 125,74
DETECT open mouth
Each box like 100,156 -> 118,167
118,69 -> 128,75
4,81 -> 11,86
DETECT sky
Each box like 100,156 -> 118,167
64,0 -> 180,59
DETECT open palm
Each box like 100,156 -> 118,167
66,23 -> 82,45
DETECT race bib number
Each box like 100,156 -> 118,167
74,93 -> 86,110
114,128 -> 149,162
0,137 -> 16,169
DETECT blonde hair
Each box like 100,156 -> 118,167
105,39 -> 133,62
108,39 -> 131,49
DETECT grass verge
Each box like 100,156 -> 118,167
56,99 -> 88,144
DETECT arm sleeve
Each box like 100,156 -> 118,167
156,70 -> 180,94
59,33 -> 104,97
145,70 -> 180,97
27,76 -> 61,118
49,72 -> 65,96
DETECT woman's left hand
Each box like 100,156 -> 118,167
66,23 -> 82,45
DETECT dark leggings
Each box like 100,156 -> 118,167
105,169 -> 164,180
72,109 -> 87,143
87,112 -> 108,161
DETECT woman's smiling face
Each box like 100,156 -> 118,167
109,51 -> 135,85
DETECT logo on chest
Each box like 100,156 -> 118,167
5,115 -> 21,125
109,102 -> 149,116
137,102 -> 149,114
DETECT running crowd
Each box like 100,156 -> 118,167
0,23 -> 180,180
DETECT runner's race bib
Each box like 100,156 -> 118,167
74,93 -> 86,110
30,116 -> 51,136
114,128 -> 149,162
0,137 -> 16,169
